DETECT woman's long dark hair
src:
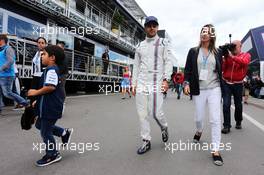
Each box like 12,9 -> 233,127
199,24 -> 217,55
37,37 -> 47,44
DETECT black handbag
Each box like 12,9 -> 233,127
21,106 -> 36,130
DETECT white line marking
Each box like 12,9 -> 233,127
231,105 -> 264,132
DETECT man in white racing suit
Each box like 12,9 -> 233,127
132,16 -> 173,154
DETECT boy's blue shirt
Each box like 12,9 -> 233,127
36,65 -> 65,120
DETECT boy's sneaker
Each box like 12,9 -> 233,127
161,127 -> 169,142
61,128 -> 73,146
35,152 -> 62,167
137,139 -> 151,155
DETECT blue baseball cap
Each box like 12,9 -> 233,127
144,16 -> 159,26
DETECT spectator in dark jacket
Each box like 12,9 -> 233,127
253,75 -> 264,98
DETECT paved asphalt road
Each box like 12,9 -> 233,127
0,92 -> 264,175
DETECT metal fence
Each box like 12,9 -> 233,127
8,36 -> 128,82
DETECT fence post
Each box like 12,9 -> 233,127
71,50 -> 74,80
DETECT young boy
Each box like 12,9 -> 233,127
28,45 -> 73,167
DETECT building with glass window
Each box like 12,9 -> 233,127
0,0 -> 146,92
241,25 -> 264,80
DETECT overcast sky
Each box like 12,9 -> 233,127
136,0 -> 264,66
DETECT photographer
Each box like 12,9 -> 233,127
221,40 -> 251,134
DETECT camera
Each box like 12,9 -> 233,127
219,43 -> 237,57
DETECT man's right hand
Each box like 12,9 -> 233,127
184,85 -> 190,95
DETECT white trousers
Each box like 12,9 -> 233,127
193,87 -> 221,152
136,91 -> 168,141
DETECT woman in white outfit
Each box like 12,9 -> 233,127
184,24 -> 224,166
30,37 -> 47,104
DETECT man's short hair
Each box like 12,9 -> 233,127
0,34 -> 8,43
